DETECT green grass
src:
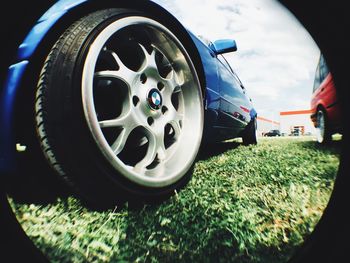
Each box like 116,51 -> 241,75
8,137 -> 341,263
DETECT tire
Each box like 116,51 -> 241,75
242,117 -> 257,145
35,9 -> 204,208
315,108 -> 331,144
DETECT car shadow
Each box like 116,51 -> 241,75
197,140 -> 241,161
6,139 -> 242,209
298,138 -> 342,181
5,172 -> 71,206
4,154 -> 72,206
299,138 -> 342,155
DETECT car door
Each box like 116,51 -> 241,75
312,55 -> 332,109
216,54 -> 251,134
311,55 -> 341,128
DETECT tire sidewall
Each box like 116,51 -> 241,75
242,117 -> 257,145
316,108 -> 330,144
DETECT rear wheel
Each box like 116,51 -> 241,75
315,108 -> 331,144
242,117 -> 257,145
35,9 -> 204,208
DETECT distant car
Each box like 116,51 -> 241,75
291,129 -> 301,136
310,54 -> 342,143
0,0 -> 257,207
264,129 -> 281,137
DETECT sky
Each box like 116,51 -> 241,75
155,0 -> 320,121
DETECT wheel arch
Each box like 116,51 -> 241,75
316,103 -> 328,115
17,0 -> 206,97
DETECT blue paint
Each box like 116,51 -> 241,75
1,0 -> 88,172
18,0 -> 88,60
0,61 -> 29,172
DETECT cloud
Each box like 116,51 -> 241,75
154,0 -> 320,120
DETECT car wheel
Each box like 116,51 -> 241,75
34,9 -> 204,207
315,108 -> 331,144
242,117 -> 257,145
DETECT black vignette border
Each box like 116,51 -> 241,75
0,0 -> 349,262
279,0 -> 349,262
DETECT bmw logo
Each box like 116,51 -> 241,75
148,89 -> 162,110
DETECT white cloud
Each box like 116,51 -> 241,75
154,0 -> 320,121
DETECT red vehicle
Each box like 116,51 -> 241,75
310,54 -> 342,143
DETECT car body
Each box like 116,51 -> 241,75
310,54 -> 342,143
0,0 -> 256,207
263,129 -> 281,137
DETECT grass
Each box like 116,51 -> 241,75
8,137 -> 341,263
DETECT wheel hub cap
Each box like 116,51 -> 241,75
148,88 -> 162,110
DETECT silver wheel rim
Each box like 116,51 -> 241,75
81,16 -> 203,187
316,110 -> 325,143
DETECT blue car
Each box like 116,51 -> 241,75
0,0 -> 257,207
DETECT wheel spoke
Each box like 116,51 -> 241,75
99,48 -> 122,70
99,111 -> 137,154
95,49 -> 138,85
156,130 -> 167,161
164,103 -> 183,125
138,44 -> 158,70
135,128 -> 166,170
103,49 -> 128,72
94,68 -> 136,88
98,111 -> 133,128
111,126 -> 134,155
169,120 -> 182,138
159,72 -> 184,109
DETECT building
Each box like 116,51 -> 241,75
279,109 -> 315,136
256,109 -> 316,137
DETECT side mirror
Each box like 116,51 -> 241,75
209,39 -> 237,55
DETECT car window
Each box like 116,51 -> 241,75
319,54 -> 330,81
218,54 -> 234,73
313,57 -> 321,92
313,54 -> 330,93
218,55 -> 245,87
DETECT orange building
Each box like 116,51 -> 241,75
279,109 -> 315,136
256,110 -> 316,137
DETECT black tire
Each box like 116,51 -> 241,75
34,9 -> 204,208
242,117 -> 257,145
315,107 -> 331,144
